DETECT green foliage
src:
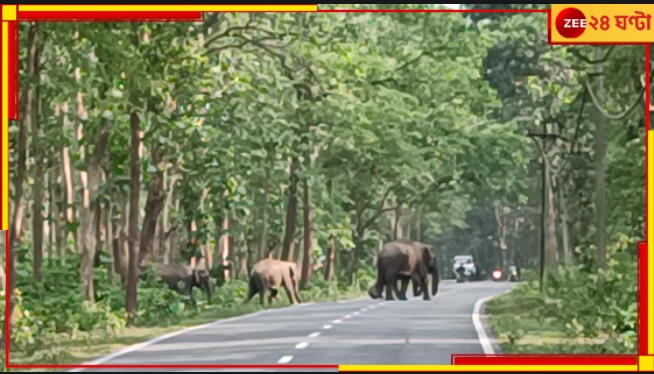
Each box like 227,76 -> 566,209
486,239 -> 638,354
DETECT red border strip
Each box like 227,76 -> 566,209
638,241 -> 649,355
18,11 -> 204,22
452,355 -> 639,366
7,21 -> 16,120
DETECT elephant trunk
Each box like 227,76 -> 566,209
369,258 -> 385,299
431,260 -> 439,296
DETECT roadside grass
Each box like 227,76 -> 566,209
3,286 -> 366,371
484,281 -> 620,354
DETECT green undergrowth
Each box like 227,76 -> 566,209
0,254 -> 368,371
485,237 -> 638,354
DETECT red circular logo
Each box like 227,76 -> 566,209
555,7 -> 587,39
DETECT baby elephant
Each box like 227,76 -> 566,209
244,259 -> 302,305
154,259 -> 213,303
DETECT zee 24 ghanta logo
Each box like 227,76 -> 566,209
555,7 -> 652,39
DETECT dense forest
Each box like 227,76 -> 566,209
1,4 -> 646,367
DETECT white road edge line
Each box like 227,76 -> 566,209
66,303 -> 304,372
295,342 -> 310,349
472,294 -> 499,354
277,355 -> 294,364
308,332 -> 320,338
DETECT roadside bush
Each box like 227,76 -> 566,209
486,236 -> 638,353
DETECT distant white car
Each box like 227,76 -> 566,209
452,255 -> 476,281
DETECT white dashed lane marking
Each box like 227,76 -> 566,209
277,355 -> 294,364
277,301 -> 385,365
295,342 -> 310,349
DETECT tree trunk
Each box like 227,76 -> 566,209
125,111 -> 142,317
415,207 -> 422,242
544,159 -> 559,269
51,158 -> 64,260
392,205 -> 401,240
557,184 -> 572,265
220,213 -> 232,281
114,199 -> 129,287
281,157 -> 299,261
347,234 -> 364,286
324,234 -> 336,281
238,231 -> 248,278
107,202 -> 115,285
257,181 -> 270,261
78,118 -> 111,301
7,23 -> 38,342
160,169 -> 169,264
61,120 -> 77,253
26,23 -> 44,280
137,149 -> 166,270
593,47 -> 608,272
93,202 -> 103,268
300,178 -> 313,289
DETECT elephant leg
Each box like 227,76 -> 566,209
183,277 -> 197,303
417,263 -> 430,301
394,277 -> 409,300
384,274 -> 397,301
412,273 -> 422,297
283,284 -> 296,305
268,288 -> 277,305
259,288 -> 266,306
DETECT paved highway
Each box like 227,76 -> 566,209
72,280 -> 511,372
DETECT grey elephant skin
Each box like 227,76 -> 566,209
369,240 -> 439,301
245,258 -> 303,305
153,261 -> 213,303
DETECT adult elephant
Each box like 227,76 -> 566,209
153,258 -> 213,303
244,258 -> 302,305
368,240 -> 439,301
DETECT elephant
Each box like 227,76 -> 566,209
368,240 -> 439,301
153,258 -> 213,303
244,258 -> 302,305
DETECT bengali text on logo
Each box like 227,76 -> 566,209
551,5 -> 654,43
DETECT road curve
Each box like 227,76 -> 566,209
72,280 -> 511,372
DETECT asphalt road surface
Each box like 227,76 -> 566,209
71,280 -> 511,372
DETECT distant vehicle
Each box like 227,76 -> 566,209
491,265 -> 520,282
491,267 -> 503,281
508,265 -> 520,282
452,255 -> 476,282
